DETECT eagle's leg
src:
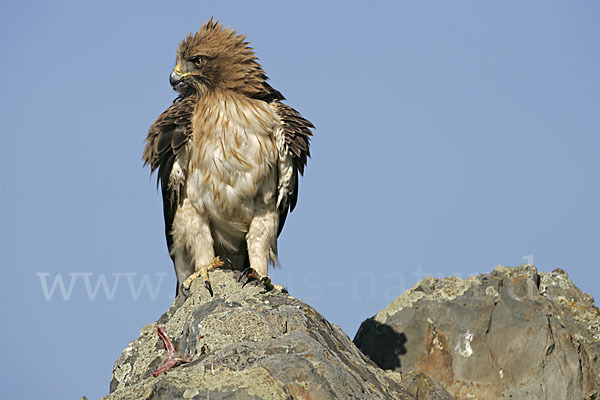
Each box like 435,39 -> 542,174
181,256 -> 231,296
172,200 -> 223,296
240,207 -> 285,293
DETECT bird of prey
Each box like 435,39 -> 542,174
143,20 -> 314,296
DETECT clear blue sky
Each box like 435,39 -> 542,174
1,1 -> 598,399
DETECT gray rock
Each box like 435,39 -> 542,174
103,269 -> 418,400
401,372 -> 456,400
354,264 -> 600,400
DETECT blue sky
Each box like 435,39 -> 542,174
1,1 -> 598,399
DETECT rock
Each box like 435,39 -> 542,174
103,268 -> 419,400
401,372 -> 456,400
354,264 -> 600,400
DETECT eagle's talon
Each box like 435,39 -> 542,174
180,284 -> 191,298
240,267 -> 264,288
259,285 -> 272,294
238,268 -> 277,292
218,256 -> 233,270
181,257 -> 227,296
204,280 -> 213,297
258,276 -> 274,293
258,276 -> 273,287
239,267 -> 255,282
241,276 -> 258,288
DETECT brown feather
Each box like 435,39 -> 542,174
272,101 -> 314,234
142,95 -> 196,252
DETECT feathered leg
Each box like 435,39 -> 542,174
172,199 -> 227,296
240,205 -> 284,292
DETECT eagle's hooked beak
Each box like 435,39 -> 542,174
170,64 -> 202,89
169,64 -> 184,87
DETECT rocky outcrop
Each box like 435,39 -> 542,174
354,264 -> 600,400
105,263 -> 599,399
401,372 -> 456,400
104,268 -> 453,400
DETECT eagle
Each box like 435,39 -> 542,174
143,20 -> 313,296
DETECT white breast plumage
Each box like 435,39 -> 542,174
174,93 -> 279,251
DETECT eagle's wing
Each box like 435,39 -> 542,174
142,95 -> 196,253
272,101 -> 314,236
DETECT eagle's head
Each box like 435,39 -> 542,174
170,19 -> 279,100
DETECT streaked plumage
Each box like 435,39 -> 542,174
143,20 -> 313,294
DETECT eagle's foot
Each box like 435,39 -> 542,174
181,256 -> 232,297
238,268 -> 286,294
152,326 -> 191,377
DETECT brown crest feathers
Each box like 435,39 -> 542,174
177,20 -> 279,100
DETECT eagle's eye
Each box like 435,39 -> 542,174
190,56 -> 204,68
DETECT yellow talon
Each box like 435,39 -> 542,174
181,256 -> 229,297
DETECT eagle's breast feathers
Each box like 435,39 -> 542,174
143,92 -> 312,254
